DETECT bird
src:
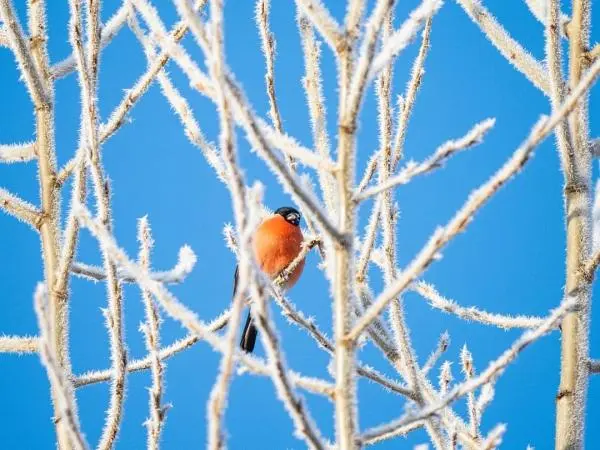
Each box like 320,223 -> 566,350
234,206 -> 305,353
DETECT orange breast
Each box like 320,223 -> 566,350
252,214 -> 305,289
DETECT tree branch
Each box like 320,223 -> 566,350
455,0 -> 550,95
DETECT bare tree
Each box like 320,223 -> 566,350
0,0 -> 599,449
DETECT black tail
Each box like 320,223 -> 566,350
240,309 -> 258,353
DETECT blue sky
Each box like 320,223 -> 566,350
1,0 -> 599,448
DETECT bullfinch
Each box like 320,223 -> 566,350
234,206 -> 305,353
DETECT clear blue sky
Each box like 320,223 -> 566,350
1,0 -> 599,448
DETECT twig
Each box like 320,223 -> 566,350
67,0 -> 128,446
480,423 -> 506,449
524,0 -> 570,37
589,360 -> 600,374
439,361 -> 453,395
248,277 -> 327,450
138,218 -> 167,450
0,0 -> 49,104
258,121 -> 336,171
422,331 -> 450,375
373,16 -> 448,444
581,249 -> 600,282
256,0 -> 294,170
356,118 -> 495,202
0,187 -> 43,229
71,244 -> 196,284
475,383 -> 494,428
203,0 -> 254,446
99,27 -> 187,142
274,238 -> 319,285
0,335 -> 39,354
53,0 -> 90,352
74,312 -> 228,387
455,0 -> 550,95
356,19 -> 433,193
74,321 -> 333,399
360,297 -> 576,443
0,142 -> 36,163
413,281 -> 547,329
51,2 -> 129,79
348,0 -> 399,129
355,198 -> 382,283
544,0 -> 575,190
585,43 -> 600,61
555,0 -> 593,445
391,18 -> 432,169
360,421 -> 424,446
368,0 -> 441,81
295,0 -> 342,50
271,285 -> 415,400
22,1 -> 68,446
460,346 -> 479,439
34,284 -> 89,450
297,10 -> 337,215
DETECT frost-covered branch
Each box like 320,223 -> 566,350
555,0 -> 593,445
455,0 -> 550,95
297,10 -> 337,215
360,296 -> 576,444
413,281 -> 547,329
391,18 -> 432,170
249,277 -> 328,450
356,13 -> 432,194
0,142 -> 36,163
422,331 -> 450,375
524,0 -> 570,37
480,423 -> 506,449
0,187 -> 42,229
72,244 -> 196,284
271,284 -> 415,400
0,0 -> 48,105
460,346 -> 479,439
67,0 -> 128,446
295,0 -> 342,50
203,0 -> 255,446
73,313 -> 228,387
34,284 -> 89,450
137,218 -> 167,450
256,0 -> 295,170
74,321 -> 333,399
356,118 -> 495,202
51,2 -> 129,79
581,249 -> 600,282
368,0 -> 441,81
0,335 -> 39,354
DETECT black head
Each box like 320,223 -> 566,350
275,206 -> 301,226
